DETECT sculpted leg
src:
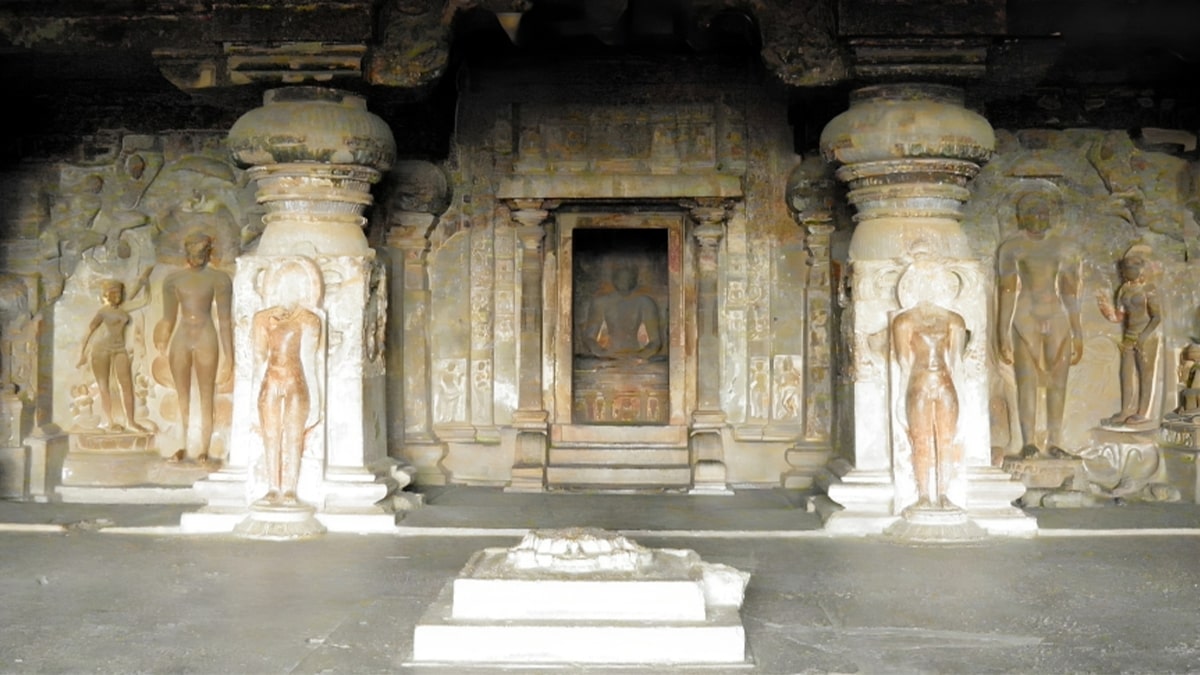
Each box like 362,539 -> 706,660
168,347 -> 193,460
194,349 -> 219,461
112,351 -> 144,432
90,351 -> 115,429
1011,337 -> 1039,453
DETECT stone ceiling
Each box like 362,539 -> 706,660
0,0 -> 1197,163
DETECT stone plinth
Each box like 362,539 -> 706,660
61,431 -> 157,486
411,528 -> 750,666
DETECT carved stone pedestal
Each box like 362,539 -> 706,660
233,501 -> 326,541
411,528 -> 750,666
885,503 -> 987,544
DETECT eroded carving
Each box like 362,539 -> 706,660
893,301 -> 968,509
251,260 -> 324,507
1096,244 -> 1162,428
996,190 -> 1082,458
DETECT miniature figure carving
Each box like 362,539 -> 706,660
77,268 -> 153,432
436,360 -> 466,424
154,233 -> 233,464
1175,339 -> 1200,414
252,301 -> 323,506
0,274 -> 31,391
997,191 -> 1082,458
580,264 -> 662,363
775,356 -> 803,420
892,301 -> 968,509
1097,245 -> 1161,426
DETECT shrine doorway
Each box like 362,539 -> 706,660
547,211 -> 693,489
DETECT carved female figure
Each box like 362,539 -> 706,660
892,301 -> 968,509
77,267 -> 153,432
1097,246 -> 1161,426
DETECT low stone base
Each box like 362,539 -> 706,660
233,502 -> 326,540
1160,446 -> 1200,503
61,432 -> 158,487
57,485 -> 202,504
0,445 -> 28,498
411,584 -> 748,666
180,507 -> 401,534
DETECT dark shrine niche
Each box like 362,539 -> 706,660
571,227 -> 669,425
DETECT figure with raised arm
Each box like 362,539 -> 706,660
77,266 -> 154,431
1097,245 -> 1162,426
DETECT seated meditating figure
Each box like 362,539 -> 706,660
579,264 -> 663,366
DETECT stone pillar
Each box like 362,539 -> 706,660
385,213 -> 444,485
782,218 -> 837,488
507,200 -> 551,492
817,83 -> 1032,537
688,201 -> 731,494
183,87 -> 399,536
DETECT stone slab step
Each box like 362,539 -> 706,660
548,446 -> 689,466
546,464 -> 692,488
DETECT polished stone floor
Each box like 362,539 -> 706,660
2,489 -> 1200,673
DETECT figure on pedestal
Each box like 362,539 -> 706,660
892,301 -> 968,509
154,232 -> 233,464
997,190 -> 1082,458
77,267 -> 154,432
252,299 -> 323,506
580,264 -> 663,364
1097,244 -> 1161,427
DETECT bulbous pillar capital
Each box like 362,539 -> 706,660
228,87 -> 397,256
820,84 -> 993,221
819,83 -> 995,259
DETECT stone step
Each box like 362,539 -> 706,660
546,464 -> 692,488
548,446 -> 689,466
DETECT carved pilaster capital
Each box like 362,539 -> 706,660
682,198 -> 731,227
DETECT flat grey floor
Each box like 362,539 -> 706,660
3,489 -> 1200,674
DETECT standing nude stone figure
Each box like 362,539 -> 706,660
154,233 -> 233,463
892,301 -> 968,509
581,265 -> 662,362
252,302 -> 322,505
1097,246 -> 1161,426
997,192 -> 1082,458
77,268 -> 153,432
